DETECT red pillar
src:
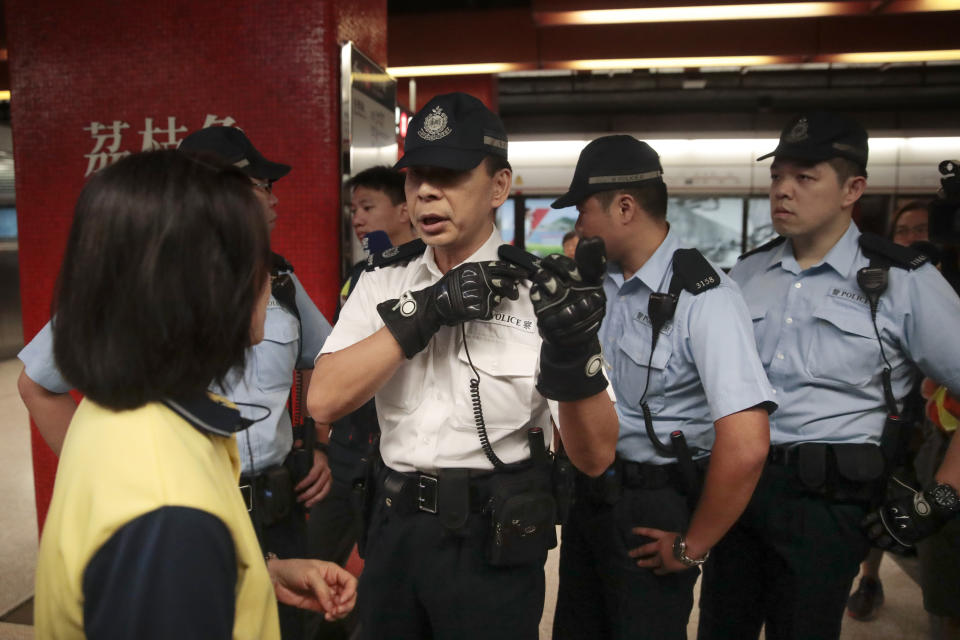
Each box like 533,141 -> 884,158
6,0 -> 386,531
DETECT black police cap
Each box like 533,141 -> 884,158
758,111 -> 868,167
178,126 -> 291,181
552,135 -> 663,209
394,92 -> 508,172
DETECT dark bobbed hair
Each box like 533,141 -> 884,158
52,150 -> 271,410
889,200 -> 930,238
348,166 -> 406,206
596,181 -> 669,220
562,230 -> 578,244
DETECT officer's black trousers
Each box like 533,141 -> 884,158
697,463 -> 870,640
553,483 -> 698,640
358,491 -> 546,640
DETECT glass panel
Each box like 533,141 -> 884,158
0,207 -> 16,239
495,199 -> 515,244
667,197 -> 742,269
747,197 -> 777,251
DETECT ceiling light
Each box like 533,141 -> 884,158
387,62 -> 534,78
548,55 -> 792,71
535,0 -> 960,25
823,49 -> 960,64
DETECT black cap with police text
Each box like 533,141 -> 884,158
178,126 -> 291,181
551,135 -> 663,209
757,111 -> 868,167
394,92 -> 508,172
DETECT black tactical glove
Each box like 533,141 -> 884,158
862,482 -> 960,555
378,260 -> 527,358
499,237 -> 608,401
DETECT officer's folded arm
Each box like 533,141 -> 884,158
307,326 -> 404,425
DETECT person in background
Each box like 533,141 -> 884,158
34,150 -> 355,639
18,125 -> 333,640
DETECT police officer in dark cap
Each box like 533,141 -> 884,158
308,92 -> 619,640
698,112 -> 960,640
551,135 -> 775,639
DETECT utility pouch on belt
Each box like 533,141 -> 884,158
259,466 -> 294,527
794,442 -> 885,503
480,427 -> 558,566
486,467 -> 557,567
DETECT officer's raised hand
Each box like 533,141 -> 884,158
862,482 -> 960,554
378,260 -> 527,358
521,236 -> 608,401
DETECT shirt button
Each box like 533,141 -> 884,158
794,282 -> 802,289
772,389 -> 778,394
785,317 -> 793,324
776,353 -> 785,360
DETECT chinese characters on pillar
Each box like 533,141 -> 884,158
83,114 -> 237,176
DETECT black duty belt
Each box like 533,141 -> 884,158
379,467 -> 496,516
767,444 -> 798,467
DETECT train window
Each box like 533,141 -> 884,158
747,197 -> 777,251
521,197 -> 577,257
668,197 -> 743,269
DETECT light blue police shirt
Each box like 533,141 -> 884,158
729,222 -> 960,447
601,227 -> 777,465
18,271 -> 331,475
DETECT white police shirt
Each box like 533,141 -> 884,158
730,222 -> 960,446
321,229 -> 565,474
18,271 -> 331,475
601,227 -> 776,465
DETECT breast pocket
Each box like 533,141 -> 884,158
805,301 -> 880,387
615,321 -> 673,414
254,306 -> 300,394
454,337 -> 539,432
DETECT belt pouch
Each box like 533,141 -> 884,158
439,468 -> 470,532
796,443 -> 828,493
486,469 -> 557,567
831,443 -> 885,503
259,466 -> 293,527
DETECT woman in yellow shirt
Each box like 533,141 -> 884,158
34,149 -> 356,640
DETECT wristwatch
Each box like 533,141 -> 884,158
672,533 -> 709,568
929,483 -> 960,515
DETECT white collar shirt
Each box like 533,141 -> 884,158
321,228 -> 556,473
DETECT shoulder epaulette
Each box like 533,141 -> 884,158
858,232 -> 929,270
737,236 -> 786,262
365,238 -> 427,272
670,248 -> 721,296
271,251 -> 294,275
